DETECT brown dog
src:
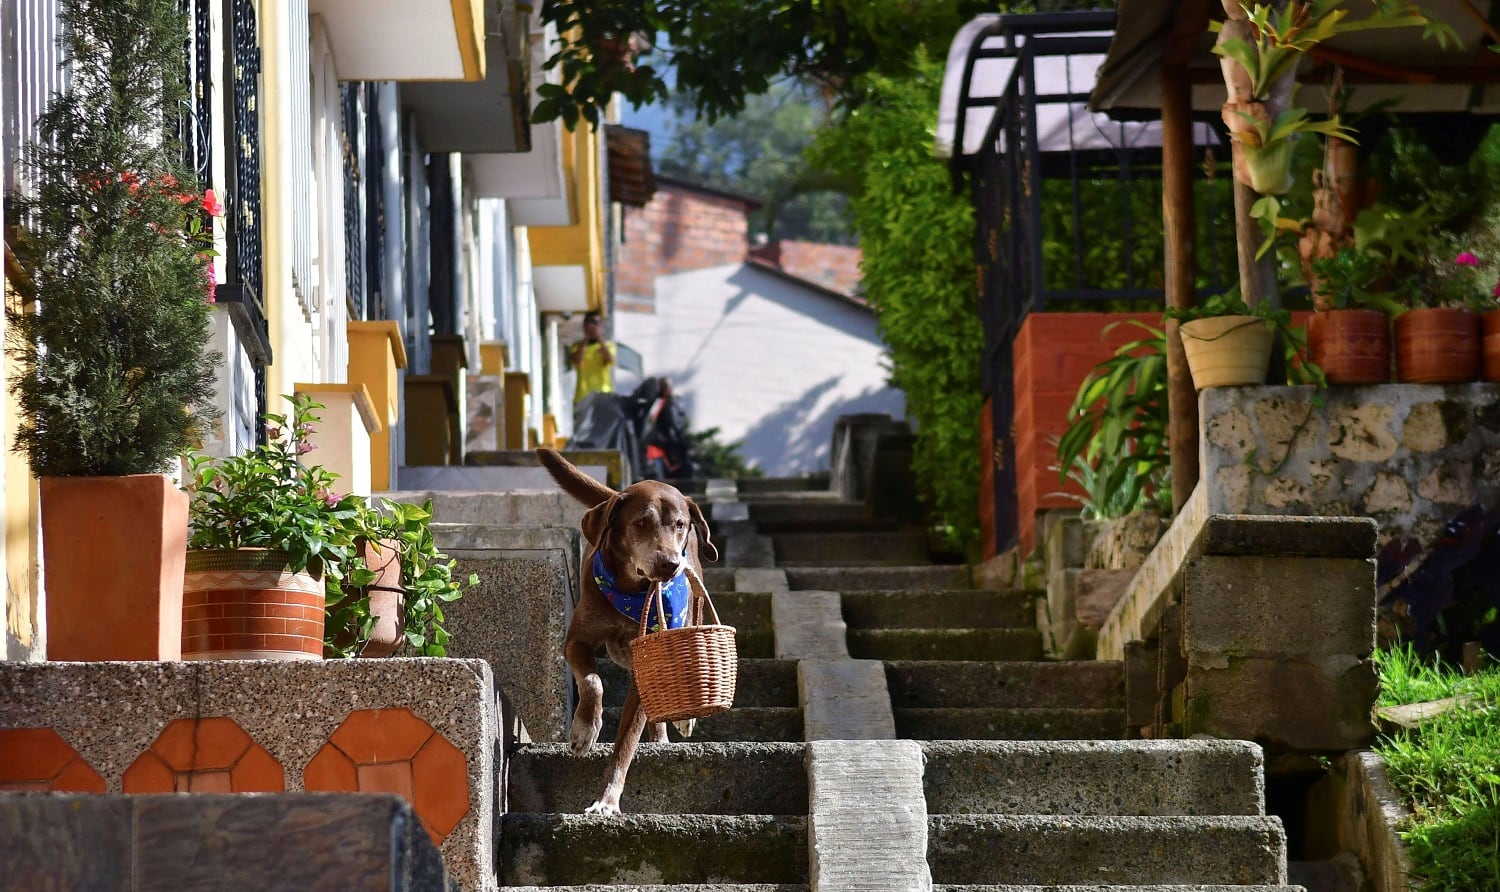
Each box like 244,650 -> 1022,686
536,447 -> 718,815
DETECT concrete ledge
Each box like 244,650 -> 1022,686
1342,751 -> 1414,892
0,659 -> 495,891
1097,483 -> 1207,661
773,591 -> 849,660
808,739 -> 930,891
467,449 -> 627,489
383,490 -> 583,527
799,660 -> 895,740
736,568 -> 789,593
927,814 -> 1286,885
919,739 -> 1264,817
0,793 -> 453,891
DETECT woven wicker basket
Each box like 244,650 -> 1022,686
629,571 -> 738,723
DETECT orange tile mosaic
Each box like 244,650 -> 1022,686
304,707 -> 469,845
0,727 -> 105,793
122,717 -> 284,794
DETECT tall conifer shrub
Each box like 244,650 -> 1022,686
6,0 -> 219,477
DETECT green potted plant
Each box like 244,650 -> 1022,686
1392,248 -> 1493,383
183,394 -> 363,660
1169,291 -> 1300,390
186,394 -> 472,660
5,0 -> 220,661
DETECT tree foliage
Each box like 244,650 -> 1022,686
536,0 -> 993,126
6,0 -> 219,477
809,54 -> 982,553
655,80 -> 853,243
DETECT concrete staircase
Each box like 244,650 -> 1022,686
497,475 -> 1305,892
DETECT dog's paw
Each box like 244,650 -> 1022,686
672,719 -> 696,739
584,798 -> 620,817
568,717 -> 601,755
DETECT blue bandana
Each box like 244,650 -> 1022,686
592,550 -> 691,632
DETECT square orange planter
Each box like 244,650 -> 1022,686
41,474 -> 188,661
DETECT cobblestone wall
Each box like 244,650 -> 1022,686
1200,384 -> 1500,545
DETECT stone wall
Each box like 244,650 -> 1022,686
1201,383 -> 1500,545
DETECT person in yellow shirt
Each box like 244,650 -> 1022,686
569,311 -> 615,404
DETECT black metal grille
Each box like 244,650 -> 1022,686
219,0 -> 269,440
951,12 -> 1235,553
340,83 -> 366,320
364,84 -> 388,322
178,0 -> 213,184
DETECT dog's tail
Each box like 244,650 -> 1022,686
536,447 -> 615,507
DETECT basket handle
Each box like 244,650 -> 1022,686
685,565 -> 722,626
635,581 -> 669,640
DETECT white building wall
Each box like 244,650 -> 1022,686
612,263 -> 905,475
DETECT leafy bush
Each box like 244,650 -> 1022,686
809,53 -> 982,553
689,426 -> 761,479
6,0 -> 219,477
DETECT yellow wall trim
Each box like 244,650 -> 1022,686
452,0 -> 486,81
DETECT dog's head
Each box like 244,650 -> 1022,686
582,481 -> 718,585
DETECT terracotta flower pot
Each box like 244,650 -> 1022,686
1309,309 -> 1391,384
1482,309 -> 1500,382
356,538 -> 406,657
182,549 -> 324,660
41,474 -> 188,661
1395,307 -> 1481,384
1179,315 -> 1275,390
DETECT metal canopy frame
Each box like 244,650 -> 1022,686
946,10 -> 1234,555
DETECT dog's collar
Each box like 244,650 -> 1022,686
591,549 -> 691,631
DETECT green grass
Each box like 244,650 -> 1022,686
1372,646 -> 1500,891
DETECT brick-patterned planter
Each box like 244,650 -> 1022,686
182,549 -> 324,660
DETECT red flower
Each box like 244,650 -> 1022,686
201,188 -> 223,217
1456,251 -> 1480,267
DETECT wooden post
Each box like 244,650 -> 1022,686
1161,56 -> 1200,514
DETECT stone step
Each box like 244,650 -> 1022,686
848,629 -> 1044,662
885,661 -> 1124,710
499,814 -> 808,886
932,886 -> 1306,891
746,501 -> 896,534
736,475 -> 831,495
602,707 -> 803,743
841,589 -> 1036,630
926,815 -> 1287,886
919,740 -> 1265,816
710,592 -> 774,658
507,742 -> 807,816
506,886 -> 810,891
1,793 -> 453,891
600,659 -> 797,708
702,567 -> 738,593
785,565 -> 972,591
773,532 -> 931,566
894,708 -> 1125,741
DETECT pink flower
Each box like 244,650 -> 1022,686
201,189 -> 223,217
320,489 -> 341,508
295,439 -> 315,455
1456,252 -> 1480,267
1492,281 -> 1500,298
265,425 -> 282,440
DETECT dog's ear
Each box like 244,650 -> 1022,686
580,495 -> 622,548
687,499 -> 718,563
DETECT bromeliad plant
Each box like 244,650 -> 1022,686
1055,322 -> 1172,521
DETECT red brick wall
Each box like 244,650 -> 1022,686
750,240 -> 863,297
616,184 -> 754,302
1011,312 -> 1162,557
